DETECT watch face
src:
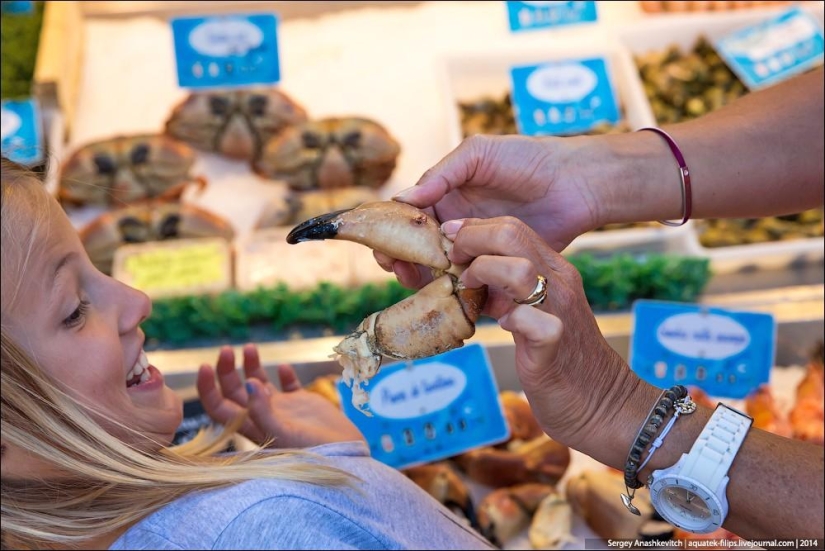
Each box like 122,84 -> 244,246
650,475 -> 726,534
662,486 -> 711,520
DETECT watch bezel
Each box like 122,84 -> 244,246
649,473 -> 727,534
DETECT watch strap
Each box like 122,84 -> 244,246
680,403 -> 753,492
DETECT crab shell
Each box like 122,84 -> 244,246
454,433 -> 571,489
79,202 -> 235,275
402,462 -> 476,526
476,483 -> 564,547
254,117 -> 401,191
165,88 -> 308,160
58,134 -> 203,208
254,187 -> 381,230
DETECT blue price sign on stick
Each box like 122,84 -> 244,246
506,1 -> 597,33
171,13 -> 281,89
630,300 -> 776,399
1,98 -> 43,166
714,7 -> 824,90
510,57 -> 620,136
337,343 -> 510,470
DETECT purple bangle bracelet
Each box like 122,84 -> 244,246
638,127 -> 693,227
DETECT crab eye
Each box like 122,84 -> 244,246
158,214 -> 181,239
118,217 -> 150,243
341,131 -> 362,149
248,95 -> 268,117
302,132 -> 324,149
209,96 -> 230,116
130,143 -> 150,165
93,154 -> 116,175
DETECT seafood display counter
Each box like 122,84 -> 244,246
8,1 -> 823,549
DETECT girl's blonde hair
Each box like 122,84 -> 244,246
0,158 -> 353,549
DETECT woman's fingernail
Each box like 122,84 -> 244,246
392,186 -> 415,201
245,382 -> 255,396
441,219 -> 465,237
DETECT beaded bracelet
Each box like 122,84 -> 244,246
620,384 -> 688,515
638,127 -> 693,227
637,394 -> 697,475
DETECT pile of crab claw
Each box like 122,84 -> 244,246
286,200 -> 488,415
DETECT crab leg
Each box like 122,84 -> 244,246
286,201 -> 487,414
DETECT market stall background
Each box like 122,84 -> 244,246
2,1 -> 824,549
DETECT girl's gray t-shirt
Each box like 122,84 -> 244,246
110,441 -> 493,550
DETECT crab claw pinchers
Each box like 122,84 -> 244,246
286,201 -> 488,414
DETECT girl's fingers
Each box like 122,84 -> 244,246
244,379 -> 276,441
277,364 -> 302,392
214,346 -> 247,404
242,343 -> 269,383
198,364 -> 254,434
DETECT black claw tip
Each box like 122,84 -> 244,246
285,208 -> 350,244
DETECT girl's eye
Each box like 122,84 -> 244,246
63,300 -> 90,328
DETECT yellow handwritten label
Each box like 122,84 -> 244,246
114,238 -> 232,298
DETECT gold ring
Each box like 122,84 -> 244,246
514,274 -> 548,307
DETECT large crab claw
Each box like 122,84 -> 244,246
286,201 -> 488,414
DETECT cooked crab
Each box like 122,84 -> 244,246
286,200 -> 487,415
255,117 -> 401,191
403,462 -> 475,526
79,201 -> 235,275
165,87 -> 308,160
477,483 -> 574,549
58,134 -> 205,208
254,187 -> 381,230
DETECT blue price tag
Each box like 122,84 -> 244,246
510,57 -> 620,136
171,13 -> 281,89
1,1 -> 34,14
714,7 -> 824,90
1,98 -> 44,166
630,300 -> 776,399
337,343 -> 510,470
506,1 -> 597,33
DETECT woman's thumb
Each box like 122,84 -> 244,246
498,305 -> 563,376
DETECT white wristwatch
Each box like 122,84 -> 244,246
648,403 -> 753,534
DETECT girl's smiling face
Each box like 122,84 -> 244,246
1,189 -> 183,460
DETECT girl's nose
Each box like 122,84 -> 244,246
118,283 -> 152,335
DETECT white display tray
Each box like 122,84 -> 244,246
615,2 -> 825,274
614,1 -> 825,126
685,229 -> 824,276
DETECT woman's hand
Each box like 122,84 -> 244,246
446,216 -> 642,460
383,134 -> 606,289
197,344 -> 365,448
